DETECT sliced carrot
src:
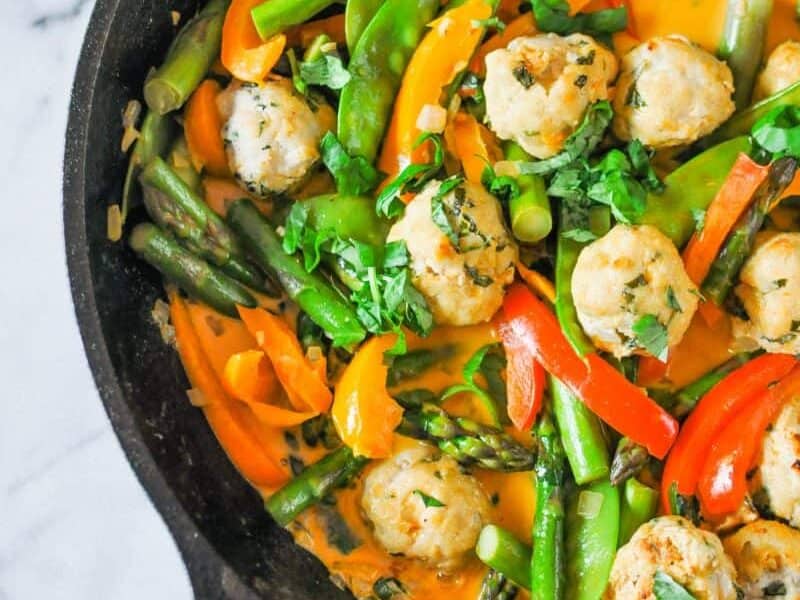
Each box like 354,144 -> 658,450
221,0 -> 286,84
238,305 -> 333,413
378,0 -> 494,177
445,112 -> 502,183
469,13 -> 536,77
184,80 -> 230,177
332,335 -> 404,459
287,14 -> 346,48
169,292 -> 288,488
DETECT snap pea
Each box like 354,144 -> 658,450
251,0 -> 338,41
476,525 -> 532,590
505,142 -> 553,243
531,414 -> 568,600
550,376 -> 610,486
636,136 -> 752,247
345,0 -> 384,55
705,81 -> 800,147
337,0 -> 440,162
565,478 -> 620,600
618,478 -> 658,546
718,0 -> 774,110
303,194 -> 389,250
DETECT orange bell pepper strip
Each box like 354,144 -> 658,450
169,292 -> 289,488
237,306 -> 333,413
661,353 -> 798,512
445,112 -> 502,183
502,284 -> 679,458
516,261 -> 557,304
184,80 -> 230,177
683,154 -> 768,287
469,13 -> 537,77
497,318 -> 546,431
221,0 -> 287,84
378,0 -> 494,177
698,365 -> 800,517
332,335 -> 404,459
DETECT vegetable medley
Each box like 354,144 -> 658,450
118,0 -> 800,598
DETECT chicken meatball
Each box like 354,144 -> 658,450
218,80 -> 335,198
605,516 -> 738,600
750,396 -> 800,528
755,41 -> 800,101
572,224 -> 699,359
361,447 -> 491,570
724,520 -> 800,599
483,33 -> 617,159
613,36 -> 735,149
732,233 -> 800,355
386,179 -> 518,326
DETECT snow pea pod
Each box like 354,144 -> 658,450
337,0 -> 440,162
565,478 -> 620,600
636,136 -> 752,247
618,478 -> 658,546
345,0 -> 384,55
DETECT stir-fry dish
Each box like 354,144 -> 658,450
116,0 -> 800,597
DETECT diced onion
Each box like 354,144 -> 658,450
494,160 -> 521,178
320,42 -> 338,54
171,11 -> 181,26
577,490 -> 604,519
121,99 -> 142,152
417,104 -> 448,134
306,345 -> 324,363
151,299 -> 176,346
107,204 -> 123,242
187,388 -> 210,408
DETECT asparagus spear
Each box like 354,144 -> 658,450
505,142 -> 553,243
476,525 -> 533,590
396,399 -> 536,472
144,0 -> 230,115
610,437 -> 649,486
479,570 -> 520,600
129,223 -> 256,317
718,0 -> 774,110
669,353 -> 753,418
386,345 -> 457,387
531,414 -> 568,600
227,199 -> 367,348
702,156 -> 798,305
265,447 -> 370,526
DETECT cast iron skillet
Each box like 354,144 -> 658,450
63,1 -> 352,598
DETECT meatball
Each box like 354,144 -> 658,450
755,41 -> 800,101
613,36 -> 735,149
723,520 -> 800,599
483,33 -> 617,159
732,233 -> 800,355
361,447 -> 491,570
571,224 -> 699,359
605,516 -> 738,600
386,179 -> 518,326
217,80 -> 335,198
750,395 -> 800,528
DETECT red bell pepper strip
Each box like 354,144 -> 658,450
498,318 -> 546,431
661,353 -> 798,512
502,284 -> 679,458
698,365 -> 800,517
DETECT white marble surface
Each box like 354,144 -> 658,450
0,1 -> 191,598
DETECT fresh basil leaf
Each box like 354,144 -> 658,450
482,164 -> 521,204
300,53 -> 352,90
441,344 -> 504,425
531,0 -> 627,36
666,286 -> 682,313
752,105 -> 800,160
431,176 -> 466,247
282,202 -> 309,255
561,228 -> 598,242
414,490 -> 446,507
587,170 -> 647,224
627,139 -> 665,193
667,482 -> 702,525
690,208 -> 706,234
653,571 -> 696,600
320,132 -> 381,196
632,314 -> 669,361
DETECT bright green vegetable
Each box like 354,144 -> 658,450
129,223 -> 256,318
479,570 -> 520,600
653,571 -> 696,600
551,377 -> 610,485
227,199 -> 367,347
610,437 -> 649,486
251,0 -> 337,41
636,136 -> 753,246
265,447 -> 370,526
345,0 -> 384,54
476,525 -> 533,590
531,0 -> 627,37
619,478 -> 659,546
668,353 -> 753,418
386,346 -> 456,387
718,0 -> 774,110
143,0 -> 229,115
167,136 -> 202,193
337,0 -> 439,162
565,479 -> 620,600
505,142 -> 553,243
703,156 -> 798,305
752,105 -> 800,159
320,133 -> 382,197
122,111 -> 176,224
301,194 -> 389,252
441,344 -> 506,427
531,414 -> 568,600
